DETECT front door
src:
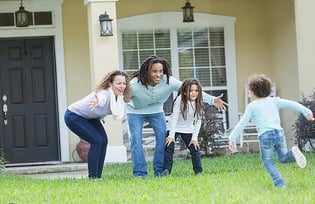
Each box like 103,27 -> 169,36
0,37 -> 60,164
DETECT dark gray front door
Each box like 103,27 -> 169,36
0,37 -> 60,164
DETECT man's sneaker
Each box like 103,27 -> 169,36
291,146 -> 307,168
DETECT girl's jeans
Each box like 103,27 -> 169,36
127,112 -> 166,177
164,131 -> 203,174
64,109 -> 108,178
259,129 -> 295,187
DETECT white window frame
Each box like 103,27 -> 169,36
117,11 -> 239,128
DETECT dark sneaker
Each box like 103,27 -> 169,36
291,146 -> 307,168
156,169 -> 169,177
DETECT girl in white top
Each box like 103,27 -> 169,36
163,78 -> 204,175
64,70 -> 130,179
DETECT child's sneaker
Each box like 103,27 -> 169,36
291,146 -> 307,168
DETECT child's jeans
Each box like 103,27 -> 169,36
164,131 -> 202,174
259,129 -> 295,187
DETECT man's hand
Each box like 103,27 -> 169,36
214,93 -> 228,112
307,113 -> 315,121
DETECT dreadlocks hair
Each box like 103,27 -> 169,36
95,70 -> 131,102
131,55 -> 171,88
173,78 -> 204,121
247,73 -> 272,98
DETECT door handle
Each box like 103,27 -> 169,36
3,104 -> 8,114
2,104 -> 8,125
2,95 -> 8,125
2,94 -> 7,102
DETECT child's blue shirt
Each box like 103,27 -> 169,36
229,96 -> 312,143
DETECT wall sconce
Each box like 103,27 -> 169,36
15,0 -> 30,27
99,12 -> 113,36
182,0 -> 194,22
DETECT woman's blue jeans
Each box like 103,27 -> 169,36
64,109 -> 108,178
127,112 -> 166,177
164,132 -> 202,174
259,129 -> 295,187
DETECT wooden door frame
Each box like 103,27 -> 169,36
0,0 -> 69,162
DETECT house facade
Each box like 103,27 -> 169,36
0,0 -> 314,165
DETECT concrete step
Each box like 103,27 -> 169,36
4,162 -> 88,179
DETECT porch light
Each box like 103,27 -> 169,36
182,0 -> 194,22
99,12 -> 113,36
15,0 -> 30,27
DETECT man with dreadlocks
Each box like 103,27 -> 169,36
126,55 -> 227,178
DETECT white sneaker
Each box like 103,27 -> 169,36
291,146 -> 307,168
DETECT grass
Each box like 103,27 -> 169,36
1,153 -> 315,204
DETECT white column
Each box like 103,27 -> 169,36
84,0 -> 127,163
294,0 -> 315,95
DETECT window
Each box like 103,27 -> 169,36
122,29 -> 171,77
0,11 -> 52,27
0,13 -> 14,26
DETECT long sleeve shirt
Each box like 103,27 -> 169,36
126,75 -> 215,114
229,96 -> 312,143
68,87 -> 124,120
169,95 -> 202,141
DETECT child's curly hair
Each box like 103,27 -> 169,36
247,74 -> 272,97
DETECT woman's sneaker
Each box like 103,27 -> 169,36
291,146 -> 307,168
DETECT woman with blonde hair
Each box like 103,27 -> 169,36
64,70 -> 130,179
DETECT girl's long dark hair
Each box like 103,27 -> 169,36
173,78 -> 204,120
132,55 -> 171,88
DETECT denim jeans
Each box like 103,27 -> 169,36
164,131 -> 202,174
259,129 -> 295,187
64,109 -> 108,178
127,112 -> 166,176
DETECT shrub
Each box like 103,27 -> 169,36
198,103 -> 225,156
293,90 -> 315,151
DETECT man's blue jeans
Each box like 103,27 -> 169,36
164,132 -> 202,174
64,109 -> 108,178
259,129 -> 295,187
127,112 -> 166,176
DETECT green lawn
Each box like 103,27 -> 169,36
1,153 -> 315,204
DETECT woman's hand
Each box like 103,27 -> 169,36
88,95 -> 99,110
214,93 -> 228,112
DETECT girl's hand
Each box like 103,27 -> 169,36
214,93 -> 228,112
165,136 -> 175,147
89,95 -> 99,110
189,140 -> 199,150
